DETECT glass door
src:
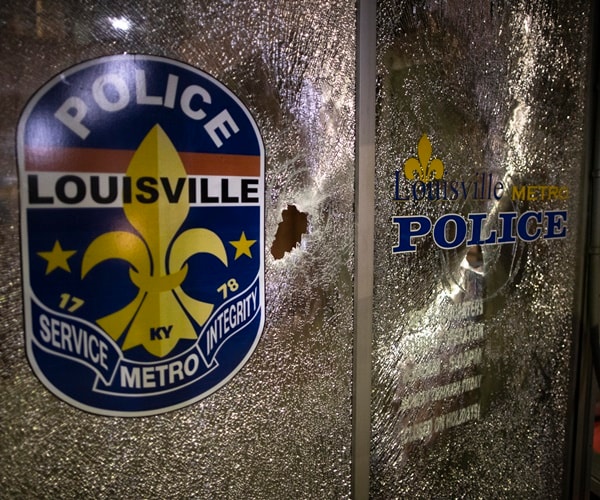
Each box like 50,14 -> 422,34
369,0 -> 594,497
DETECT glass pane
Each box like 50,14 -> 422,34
0,1 -> 354,497
372,0 -> 591,497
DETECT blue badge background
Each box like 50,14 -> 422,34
27,204 -> 261,411
30,301 -> 263,413
24,57 -> 261,156
28,206 -> 260,352
21,55 -> 264,415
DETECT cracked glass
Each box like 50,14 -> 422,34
0,1 -> 354,497
372,0 -> 591,497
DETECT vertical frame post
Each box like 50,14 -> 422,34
353,0 -> 376,498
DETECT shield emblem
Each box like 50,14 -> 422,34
18,55 -> 265,416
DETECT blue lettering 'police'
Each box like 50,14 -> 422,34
392,210 -> 567,253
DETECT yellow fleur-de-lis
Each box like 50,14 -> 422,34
403,133 -> 444,182
82,125 -> 228,358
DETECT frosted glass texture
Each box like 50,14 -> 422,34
0,1 -> 354,498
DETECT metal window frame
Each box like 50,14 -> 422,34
353,1 -> 376,498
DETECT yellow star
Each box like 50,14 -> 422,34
229,232 -> 256,260
38,240 -> 77,275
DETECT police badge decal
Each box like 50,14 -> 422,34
18,55 -> 265,416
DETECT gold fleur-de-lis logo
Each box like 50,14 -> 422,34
81,125 -> 228,358
403,134 -> 445,182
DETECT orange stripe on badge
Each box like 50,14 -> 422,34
178,151 -> 260,177
24,147 -> 261,176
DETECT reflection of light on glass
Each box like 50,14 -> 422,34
446,246 -> 484,301
523,15 -> 531,35
109,17 -> 131,31
506,101 -> 530,175
505,12 -> 535,180
289,79 -> 334,257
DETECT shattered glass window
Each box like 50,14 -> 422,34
0,1 -> 354,497
371,0 -> 591,497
